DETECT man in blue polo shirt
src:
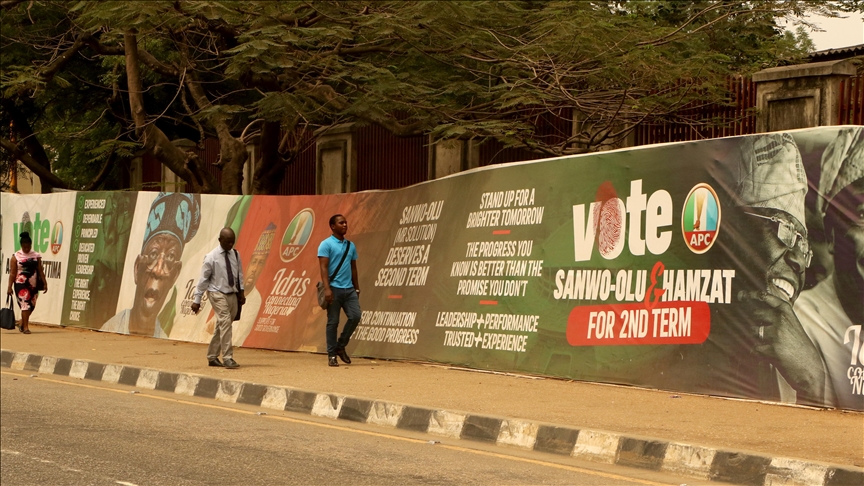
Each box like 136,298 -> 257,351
318,214 -> 361,367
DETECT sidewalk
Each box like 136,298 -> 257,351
1,324 -> 860,471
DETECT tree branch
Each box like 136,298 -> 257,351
123,30 -> 217,193
0,0 -> 27,10
37,35 -> 89,84
0,138 -> 69,189
83,146 -> 117,191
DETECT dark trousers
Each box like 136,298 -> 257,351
326,287 -> 361,356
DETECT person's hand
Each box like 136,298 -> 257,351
191,302 -> 201,315
6,287 -> 12,296
324,288 -> 334,305
238,294 -> 246,306
42,284 -> 48,295
737,290 -> 825,404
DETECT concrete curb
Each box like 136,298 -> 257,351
2,349 -> 860,486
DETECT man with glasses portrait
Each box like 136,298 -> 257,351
673,133 -> 826,406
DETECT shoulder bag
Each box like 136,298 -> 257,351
316,241 -> 351,309
233,249 -> 243,321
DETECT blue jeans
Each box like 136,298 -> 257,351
326,287 -> 361,356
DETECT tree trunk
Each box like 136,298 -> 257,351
252,121 -> 289,195
123,32 -> 217,193
184,75 -> 247,195
2,99 -> 55,192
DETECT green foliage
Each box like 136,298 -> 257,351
1,0 -> 856,192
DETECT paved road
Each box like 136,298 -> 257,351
0,371 -> 707,486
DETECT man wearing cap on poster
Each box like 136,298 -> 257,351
102,193 -> 201,338
192,227 -> 245,369
226,222 -> 276,346
796,127 -> 864,410
717,133 -> 825,405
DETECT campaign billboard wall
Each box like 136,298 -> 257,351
1,126 -> 861,411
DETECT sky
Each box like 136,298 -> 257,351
803,11 -> 864,51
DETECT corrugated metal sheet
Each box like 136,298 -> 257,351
355,123 -> 428,190
478,110 -> 573,166
140,153 -> 162,191
279,131 -> 317,195
634,77 -> 757,146
838,73 -> 864,125
195,137 -> 223,189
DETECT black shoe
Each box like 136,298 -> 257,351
336,347 -> 351,364
328,356 -> 339,367
208,358 -> 224,367
223,358 -> 240,369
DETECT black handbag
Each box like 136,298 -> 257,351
316,241 -> 351,309
233,249 -> 243,321
1,295 -> 16,330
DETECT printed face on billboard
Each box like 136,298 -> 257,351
734,207 -> 809,305
244,223 -> 277,292
828,177 -> 864,321
133,233 -> 183,321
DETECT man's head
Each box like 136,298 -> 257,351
219,227 -> 236,252
243,223 -> 276,291
329,214 -> 348,238
819,128 -> 864,321
734,207 -> 810,305
132,193 -> 201,323
732,133 -> 809,304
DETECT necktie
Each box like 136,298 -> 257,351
224,251 -> 235,289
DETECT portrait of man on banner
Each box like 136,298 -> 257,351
204,222 -> 277,345
796,127 -> 864,410
102,192 -> 201,337
683,133 -> 825,406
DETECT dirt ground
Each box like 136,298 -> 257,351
2,324 -> 861,467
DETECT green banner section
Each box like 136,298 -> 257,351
2,126 -> 862,411
61,192 -> 138,327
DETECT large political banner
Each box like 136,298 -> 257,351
1,126 -> 862,411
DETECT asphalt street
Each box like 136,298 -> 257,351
0,371 -> 713,486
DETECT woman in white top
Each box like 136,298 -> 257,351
6,232 -> 47,334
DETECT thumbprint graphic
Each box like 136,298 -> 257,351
594,181 -> 623,259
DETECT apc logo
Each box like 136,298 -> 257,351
50,221 -> 63,254
279,209 -> 315,262
682,183 -> 720,254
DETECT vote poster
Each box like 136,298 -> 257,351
2,126 -> 861,411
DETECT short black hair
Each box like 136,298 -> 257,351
19,232 -> 32,244
329,214 -> 344,227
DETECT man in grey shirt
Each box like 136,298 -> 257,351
192,227 -> 246,369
